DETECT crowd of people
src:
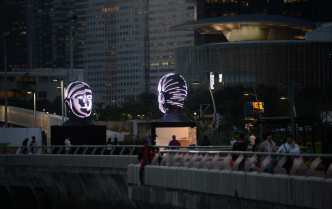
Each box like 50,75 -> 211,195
135,131 -> 304,184
229,132 -> 301,173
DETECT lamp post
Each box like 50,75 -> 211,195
27,90 -> 36,128
280,81 -> 296,140
53,79 -> 64,123
67,10 -> 78,82
2,32 -> 9,127
243,87 -> 262,139
192,81 -> 218,145
64,86 -> 67,121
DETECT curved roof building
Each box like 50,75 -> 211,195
173,13 -> 332,89
172,14 -> 315,42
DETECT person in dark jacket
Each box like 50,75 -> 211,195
138,138 -> 155,185
21,138 -> 29,154
232,133 -> 248,170
200,135 -> 212,146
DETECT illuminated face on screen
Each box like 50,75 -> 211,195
65,81 -> 92,118
158,73 -> 188,113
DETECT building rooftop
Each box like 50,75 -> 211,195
172,14 -> 316,42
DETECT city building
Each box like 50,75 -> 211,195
148,0 -> 195,92
0,68 -> 82,102
0,0 -> 75,69
173,1 -> 332,89
75,0 -> 149,104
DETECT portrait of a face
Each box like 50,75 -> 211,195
158,73 -> 188,113
65,81 -> 93,118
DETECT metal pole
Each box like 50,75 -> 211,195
3,32 -> 9,127
69,19 -> 73,82
290,80 -> 295,140
253,87 -> 262,139
64,87 -> 67,121
61,80 -> 64,123
209,86 -> 218,145
34,92 -> 36,128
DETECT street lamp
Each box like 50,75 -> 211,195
53,79 -> 64,123
67,10 -> 78,82
279,81 -> 296,140
2,32 -> 9,127
192,81 -> 218,145
243,87 -> 262,139
27,90 -> 36,128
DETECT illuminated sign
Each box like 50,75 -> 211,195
253,102 -> 264,113
158,73 -> 188,113
65,81 -> 92,118
244,102 -> 264,118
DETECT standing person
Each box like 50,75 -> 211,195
268,133 -> 300,174
29,136 -> 37,154
258,132 -> 277,162
200,135 -> 212,146
130,135 -> 138,145
138,138 -> 155,185
64,137 -> 72,154
168,135 -> 181,148
230,137 -> 237,146
232,133 -> 248,171
249,133 -> 256,151
21,138 -> 29,154
112,137 -> 119,145
106,138 -> 112,154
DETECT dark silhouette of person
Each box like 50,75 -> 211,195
21,138 -> 29,154
232,133 -> 248,171
200,135 -> 212,146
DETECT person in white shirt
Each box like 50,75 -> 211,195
64,137 -> 72,153
268,133 -> 299,173
277,134 -> 300,154
230,137 -> 236,146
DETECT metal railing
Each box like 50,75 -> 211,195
0,145 -> 234,156
154,150 -> 332,178
1,145 -> 330,178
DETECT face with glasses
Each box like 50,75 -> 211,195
65,81 -> 93,118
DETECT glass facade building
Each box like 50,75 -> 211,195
148,0 -> 195,92
176,40 -> 332,89
75,0 -> 149,104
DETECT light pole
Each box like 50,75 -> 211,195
27,90 -> 36,128
280,81 -> 296,140
243,87 -> 262,139
192,81 -> 218,145
2,32 -> 9,127
53,79 -> 64,124
64,86 -> 67,121
67,10 -> 78,82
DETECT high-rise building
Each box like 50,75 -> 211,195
0,0 -> 75,70
1,0 -> 30,69
148,0 -> 195,92
75,0 -> 149,104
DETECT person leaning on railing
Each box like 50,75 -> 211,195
267,133 -> 300,174
258,132 -> 277,162
138,138 -> 155,185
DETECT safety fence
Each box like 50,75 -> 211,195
1,145 -> 330,177
0,145 -> 233,155
154,150 -> 332,178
